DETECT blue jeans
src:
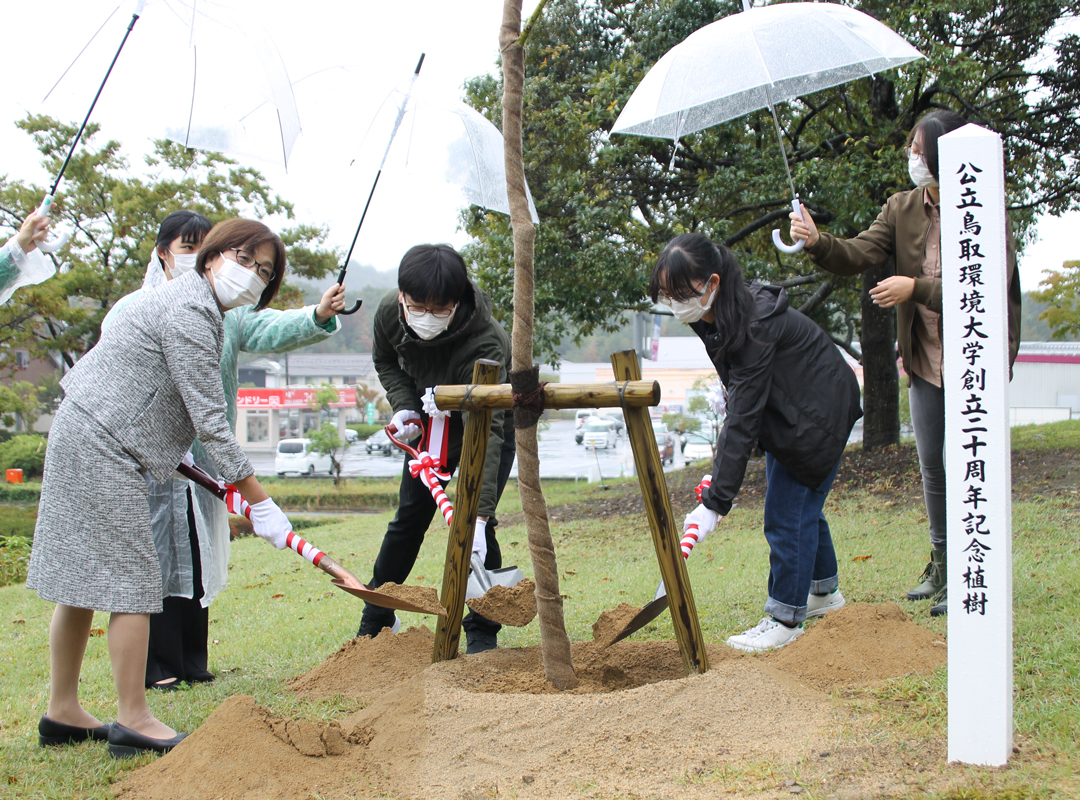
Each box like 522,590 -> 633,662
762,453 -> 841,626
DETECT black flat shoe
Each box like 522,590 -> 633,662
38,715 -> 112,747
108,722 -> 188,759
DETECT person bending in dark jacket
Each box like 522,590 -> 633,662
357,244 -> 515,654
650,234 -> 862,652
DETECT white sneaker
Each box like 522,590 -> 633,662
726,617 -> 803,653
390,614 -> 402,635
806,588 -> 846,618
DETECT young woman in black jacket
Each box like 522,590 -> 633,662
650,234 -> 862,652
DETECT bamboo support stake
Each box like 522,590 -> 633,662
434,381 -> 659,412
432,359 -> 500,663
610,350 -> 709,676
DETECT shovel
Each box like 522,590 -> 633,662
466,552 -> 526,601
175,461 -> 438,615
607,525 -> 704,645
384,422 -> 526,601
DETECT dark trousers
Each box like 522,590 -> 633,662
145,495 -> 212,686
362,434 -> 516,639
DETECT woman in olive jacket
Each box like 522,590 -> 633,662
790,109 -> 1021,615
650,234 -> 862,653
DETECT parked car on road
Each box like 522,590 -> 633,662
681,431 -> 715,462
275,438 -> 332,476
652,421 -> 675,465
345,428 -> 360,443
364,429 -> 396,456
582,416 -> 617,449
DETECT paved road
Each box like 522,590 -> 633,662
252,419 -> 687,481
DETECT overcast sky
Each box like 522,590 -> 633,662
2,0 -> 1076,294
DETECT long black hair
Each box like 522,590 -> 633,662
907,109 -> 967,183
648,233 -> 756,360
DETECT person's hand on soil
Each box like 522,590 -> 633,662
684,503 -> 721,540
869,276 -> 915,309
249,497 -> 291,549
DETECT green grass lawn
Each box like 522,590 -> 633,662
0,423 -> 1078,799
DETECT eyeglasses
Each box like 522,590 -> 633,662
226,249 -> 275,284
904,145 -> 924,158
403,297 -> 457,318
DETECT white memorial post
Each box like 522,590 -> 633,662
939,124 -> 1013,766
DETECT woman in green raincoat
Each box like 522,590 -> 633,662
102,210 -> 346,688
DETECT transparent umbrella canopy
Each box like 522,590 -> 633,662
611,0 -> 923,252
37,0 -> 302,170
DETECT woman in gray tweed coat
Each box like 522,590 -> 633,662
27,219 -> 296,758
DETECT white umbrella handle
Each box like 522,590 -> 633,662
37,195 -> 72,254
772,198 -> 806,254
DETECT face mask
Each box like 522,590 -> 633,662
908,151 -> 938,188
669,283 -> 717,324
212,257 -> 267,309
404,304 -> 456,340
168,252 -> 198,277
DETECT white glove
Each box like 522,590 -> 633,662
248,497 -> 292,550
683,503 -> 721,542
706,382 -> 727,417
390,409 -> 422,441
180,451 -> 196,469
472,518 -> 488,562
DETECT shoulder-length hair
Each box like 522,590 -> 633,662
907,109 -> 967,183
196,219 -> 286,311
648,233 -> 756,361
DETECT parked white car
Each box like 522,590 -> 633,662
682,431 -> 715,461
582,416 -> 617,449
275,438 -> 333,476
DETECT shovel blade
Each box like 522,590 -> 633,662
330,579 -> 443,615
609,593 -> 671,645
465,565 -> 526,600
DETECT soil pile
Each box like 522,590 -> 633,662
116,603 -> 951,800
766,602 -> 948,689
465,578 -> 537,626
591,601 -> 644,649
371,581 -> 446,615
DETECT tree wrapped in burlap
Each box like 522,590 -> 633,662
500,0 -> 576,690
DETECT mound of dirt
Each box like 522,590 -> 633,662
465,578 -> 537,626
591,602 -> 643,650
370,581 -> 446,616
116,604 -> 951,800
767,602 -> 947,689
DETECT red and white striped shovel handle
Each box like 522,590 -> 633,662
175,461 -> 334,574
385,423 -> 454,527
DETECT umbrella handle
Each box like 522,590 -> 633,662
335,265 -> 363,315
771,199 -> 806,255
36,194 -> 73,254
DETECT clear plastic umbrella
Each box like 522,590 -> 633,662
611,0 -> 923,252
302,58 -> 540,315
38,0 -> 301,169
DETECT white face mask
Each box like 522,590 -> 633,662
669,283 -> 717,324
404,304 -> 456,340
168,252 -> 198,277
908,151 -> 938,188
211,256 -> 267,309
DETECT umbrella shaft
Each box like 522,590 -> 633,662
764,85 -> 798,203
51,12 -> 141,196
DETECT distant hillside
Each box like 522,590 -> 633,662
1022,291 -> 1079,342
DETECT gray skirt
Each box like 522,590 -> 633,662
26,400 -> 164,614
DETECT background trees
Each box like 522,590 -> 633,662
0,116 -> 339,376
461,0 -> 1080,446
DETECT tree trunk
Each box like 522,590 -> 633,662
860,260 -> 900,448
500,0 -> 577,689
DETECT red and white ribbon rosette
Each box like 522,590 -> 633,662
384,388 -> 455,526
